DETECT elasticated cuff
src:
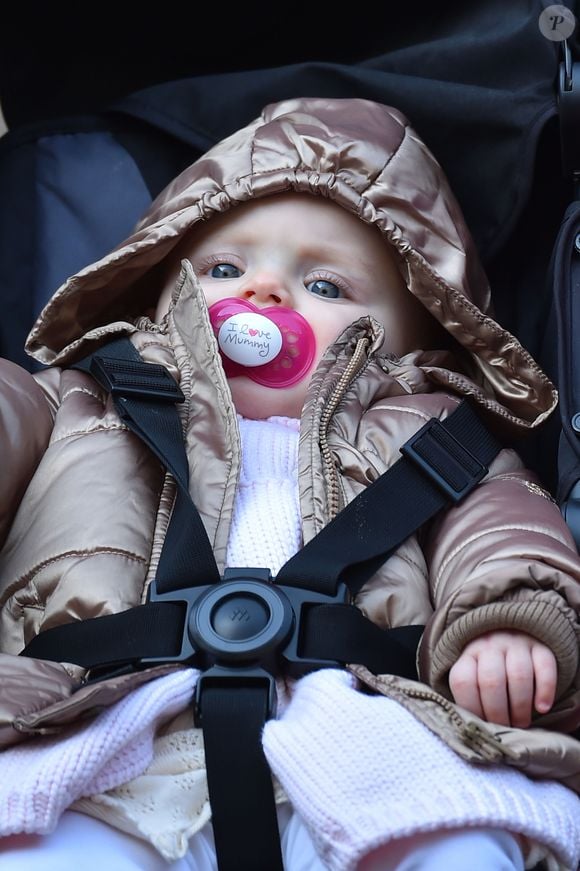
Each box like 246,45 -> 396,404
429,597 -> 578,699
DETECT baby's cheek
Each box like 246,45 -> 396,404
313,318 -> 352,354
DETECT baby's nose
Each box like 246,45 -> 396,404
240,271 -> 290,306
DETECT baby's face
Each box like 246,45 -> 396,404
156,193 -> 438,419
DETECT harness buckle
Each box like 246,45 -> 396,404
139,581 -> 211,666
277,582 -> 349,677
139,570 -> 348,717
400,417 -> 488,503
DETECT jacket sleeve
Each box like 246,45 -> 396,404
419,446 -> 580,703
0,359 -> 56,549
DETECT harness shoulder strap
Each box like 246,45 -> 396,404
72,336 -> 220,591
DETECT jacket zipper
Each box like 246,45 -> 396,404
319,337 -> 370,520
398,684 -> 513,761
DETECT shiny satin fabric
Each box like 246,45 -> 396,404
24,97 -> 556,434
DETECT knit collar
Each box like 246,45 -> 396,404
237,416 -> 300,484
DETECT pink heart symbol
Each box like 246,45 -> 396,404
249,328 -> 258,336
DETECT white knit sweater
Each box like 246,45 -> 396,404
0,417 -> 579,870
224,415 -> 302,574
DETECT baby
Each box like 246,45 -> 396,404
154,192 -> 558,731
0,98 -> 578,870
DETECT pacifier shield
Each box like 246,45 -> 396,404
208,299 -> 316,388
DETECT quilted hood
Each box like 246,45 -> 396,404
25,97 -> 556,431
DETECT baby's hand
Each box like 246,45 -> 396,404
448,630 -> 557,727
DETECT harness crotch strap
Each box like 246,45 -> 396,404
22,337 -> 502,871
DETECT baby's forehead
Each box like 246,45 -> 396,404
166,192 -> 403,270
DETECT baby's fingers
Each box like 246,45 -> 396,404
474,647 -> 511,725
449,654 -> 483,719
531,643 -> 558,716
504,644 -> 534,727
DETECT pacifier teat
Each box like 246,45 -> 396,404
208,298 -> 316,387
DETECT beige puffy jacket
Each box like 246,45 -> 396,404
1,97 -> 580,789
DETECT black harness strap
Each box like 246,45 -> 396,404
202,684 -> 283,871
74,337 -> 220,591
301,606 -> 424,679
278,401 -> 499,596
21,338 -> 503,871
24,601 -> 185,670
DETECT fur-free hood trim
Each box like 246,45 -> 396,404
25,97 -> 556,431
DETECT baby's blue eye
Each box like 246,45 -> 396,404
306,279 -> 341,299
210,263 -> 241,279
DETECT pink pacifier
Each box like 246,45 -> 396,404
208,298 -> 316,388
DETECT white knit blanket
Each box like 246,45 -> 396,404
264,669 -> 580,871
0,669 -> 197,834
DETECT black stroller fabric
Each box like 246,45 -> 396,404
0,1 -> 576,493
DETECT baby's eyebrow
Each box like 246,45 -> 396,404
310,248 -> 381,279
298,241 -> 355,263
